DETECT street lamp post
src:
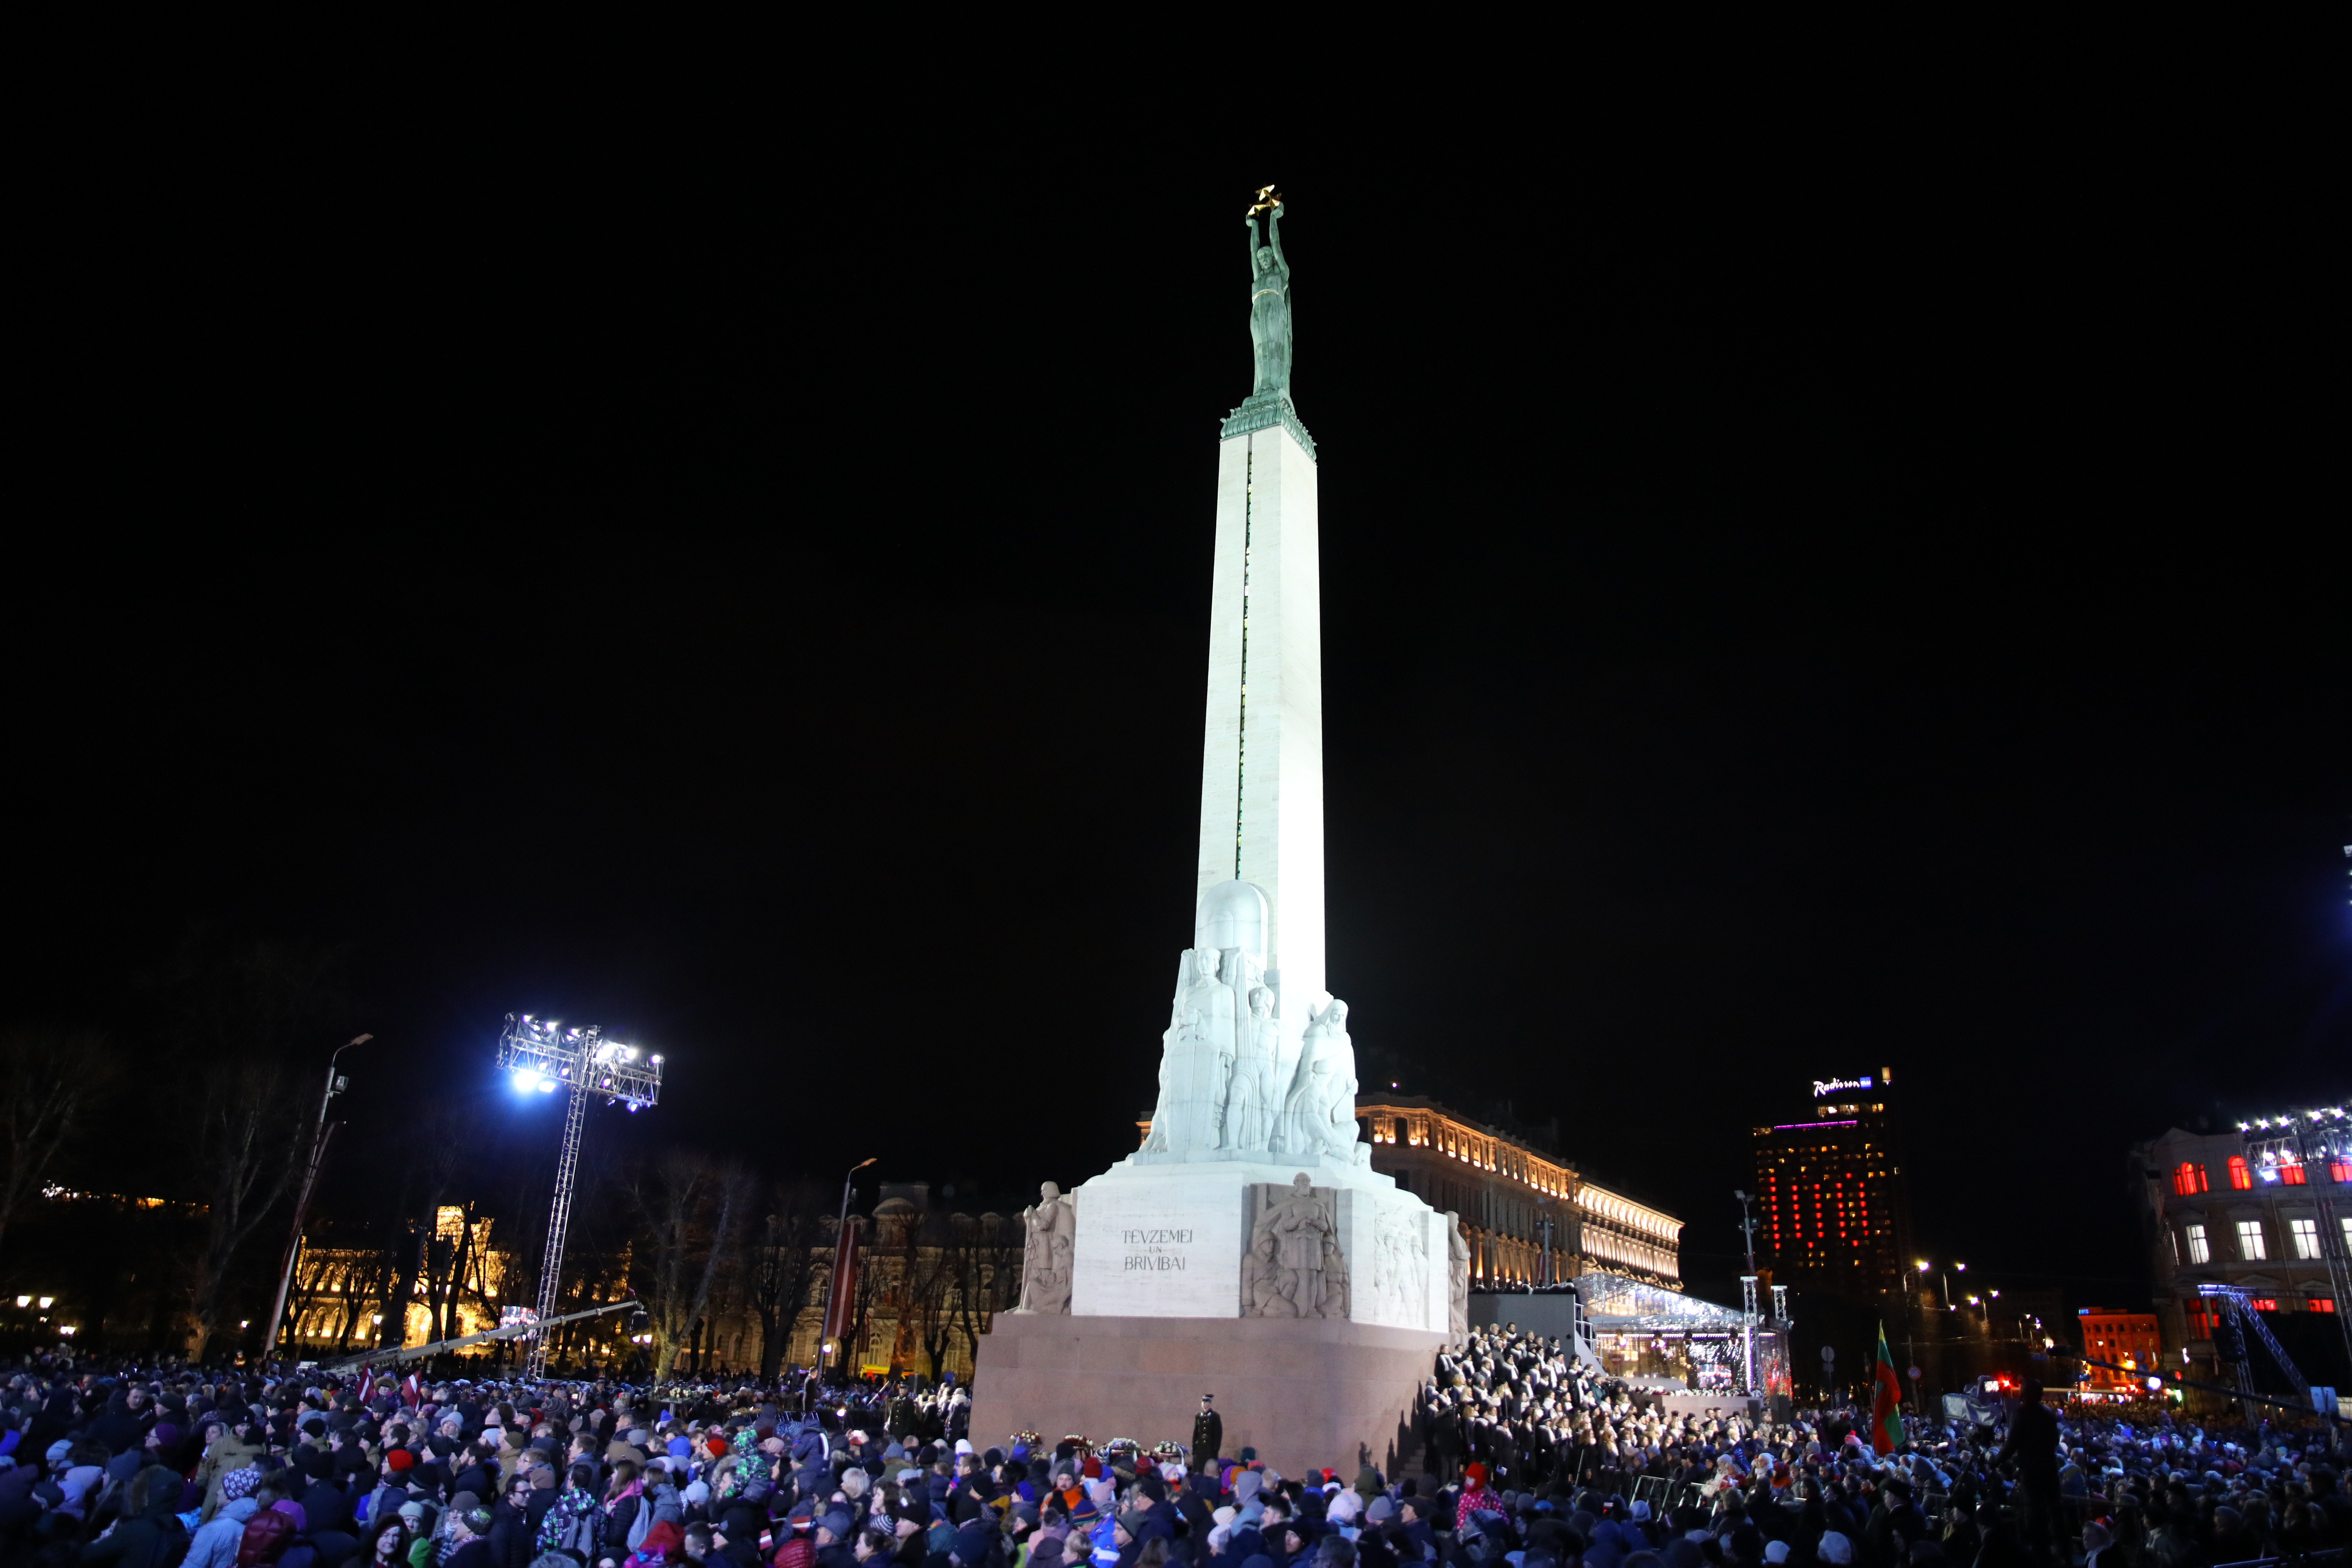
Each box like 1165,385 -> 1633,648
262,1033 -> 372,1362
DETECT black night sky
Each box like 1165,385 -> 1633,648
10,121 -> 2346,1327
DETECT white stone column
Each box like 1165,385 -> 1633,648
1195,423 -> 1325,1028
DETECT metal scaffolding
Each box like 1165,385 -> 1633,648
2239,1105 -> 2352,1379
496,1014 -> 663,1377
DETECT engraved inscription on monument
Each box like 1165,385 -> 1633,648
1122,1225 -> 1197,1272
1071,1176 -> 1244,1317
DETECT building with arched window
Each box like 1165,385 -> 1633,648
1352,1093 -> 1682,1290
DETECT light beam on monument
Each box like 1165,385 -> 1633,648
496,1012 -> 664,1377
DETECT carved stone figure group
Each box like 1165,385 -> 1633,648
1241,1173 -> 1349,1319
1141,948 -> 1362,1164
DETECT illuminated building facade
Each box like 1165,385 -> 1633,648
1354,1093 -> 1682,1289
2130,1110 -> 2352,1382
2077,1307 -> 2161,1392
1750,1069 -> 1913,1306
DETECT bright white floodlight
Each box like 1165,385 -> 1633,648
496,1013 -> 664,1376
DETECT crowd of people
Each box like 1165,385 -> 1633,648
0,1337 -> 2342,1568
1417,1324 -> 1770,1490
1415,1324 -> 2351,1568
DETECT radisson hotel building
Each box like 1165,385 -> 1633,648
1751,1070 -> 1914,1305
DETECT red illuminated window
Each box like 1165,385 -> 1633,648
2330,1160 -> 2352,1183
2279,1161 -> 2306,1185
2311,1298 -> 2337,1314
2248,1298 -> 2277,1312
2228,1157 -> 2253,1190
2174,1161 -> 2207,1194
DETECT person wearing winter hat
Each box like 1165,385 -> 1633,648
1816,1532 -> 1853,1566
1085,1514 -> 1120,1568
185,1469 -> 268,1568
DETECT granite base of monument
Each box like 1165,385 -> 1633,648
969,1312 -> 1443,1479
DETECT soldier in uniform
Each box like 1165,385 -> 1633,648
1190,1394 -> 1223,1466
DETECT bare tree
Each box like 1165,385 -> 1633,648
162,932 -> 356,1360
332,1238 -> 399,1353
747,1180 -> 831,1379
899,1210 -> 961,1382
0,1028 -> 108,1270
186,1059 -> 304,1360
948,1210 -> 1018,1372
627,1153 -> 752,1381
844,1220 -> 884,1373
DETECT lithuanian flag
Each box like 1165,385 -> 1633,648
1871,1320 -> 1906,1454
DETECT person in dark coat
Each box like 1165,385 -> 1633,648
90,1392 -> 152,1458
1191,1400 -> 1223,1469
1993,1382 -> 2062,1565
487,1476 -> 538,1568
813,1512 -> 860,1568
451,1444 -> 500,1506
302,1472 -> 355,1536
84,1466 -> 188,1568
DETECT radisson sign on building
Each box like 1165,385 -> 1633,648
1812,1075 -> 1876,1098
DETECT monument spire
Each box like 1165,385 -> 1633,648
1198,188 -> 1325,1044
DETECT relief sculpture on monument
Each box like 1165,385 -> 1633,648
1446,1209 -> 1471,1344
1274,998 -> 1364,1164
1240,1174 -> 1349,1318
1141,946 -> 1238,1154
1372,1191 -> 1428,1326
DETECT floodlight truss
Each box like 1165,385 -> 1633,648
2235,1102 -> 2352,1376
496,1014 -> 664,1376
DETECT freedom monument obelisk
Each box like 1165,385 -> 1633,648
972,193 -> 1465,1474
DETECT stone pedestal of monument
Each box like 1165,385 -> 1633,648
970,1312 -> 1443,1480
973,1157 -> 1456,1474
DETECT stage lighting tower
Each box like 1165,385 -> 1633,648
497,1013 -> 664,1376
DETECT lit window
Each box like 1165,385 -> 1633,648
2331,1159 -> 2352,1184
2247,1297 -> 2277,1312
2174,1161 -> 2208,1195
2290,1218 -> 2320,1259
2227,1157 -> 2253,1190
2279,1162 -> 2306,1185
2312,1297 -> 2337,1314
2185,1223 -> 2210,1264
2235,1220 -> 2267,1260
